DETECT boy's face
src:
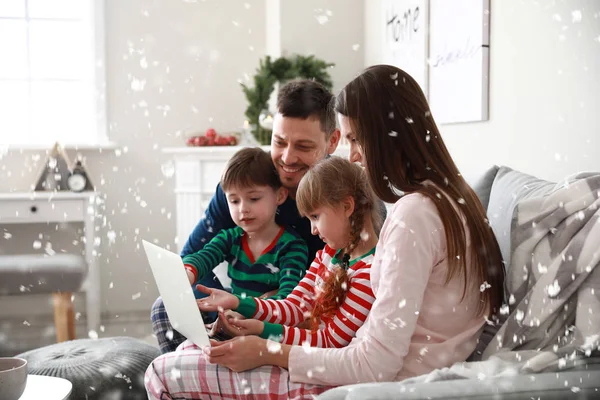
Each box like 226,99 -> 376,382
270,115 -> 340,198
224,185 -> 287,234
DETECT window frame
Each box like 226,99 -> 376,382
0,0 -> 113,150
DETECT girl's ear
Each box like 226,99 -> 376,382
276,187 -> 288,205
342,196 -> 355,218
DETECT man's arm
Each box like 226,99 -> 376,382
180,183 -> 235,257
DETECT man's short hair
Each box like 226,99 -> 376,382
276,79 -> 336,136
221,147 -> 281,192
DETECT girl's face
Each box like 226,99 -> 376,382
307,200 -> 353,250
338,113 -> 365,168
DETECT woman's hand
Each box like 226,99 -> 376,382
204,336 -> 291,372
196,284 -> 239,312
216,312 -> 264,337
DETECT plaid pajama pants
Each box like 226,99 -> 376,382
145,340 -> 331,400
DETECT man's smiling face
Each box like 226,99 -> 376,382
270,113 -> 338,198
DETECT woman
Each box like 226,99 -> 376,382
145,65 -> 505,399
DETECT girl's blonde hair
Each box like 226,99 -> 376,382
296,157 -> 381,330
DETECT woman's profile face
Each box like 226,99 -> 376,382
337,113 -> 365,168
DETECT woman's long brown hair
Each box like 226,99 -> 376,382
335,65 -> 504,317
296,157 -> 381,329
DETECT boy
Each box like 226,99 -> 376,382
152,80 -> 340,353
182,147 -> 308,307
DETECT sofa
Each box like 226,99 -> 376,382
318,165 -> 600,399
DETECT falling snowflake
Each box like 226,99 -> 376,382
571,10 -> 582,23
515,309 -> 525,322
107,230 -> 117,245
352,44 -> 360,51
33,240 -> 42,250
130,77 -> 146,91
89,330 -> 99,339
132,292 -> 142,300
266,340 -> 282,354
547,280 -> 561,297
265,264 -> 280,273
170,367 -> 181,380
480,281 -> 491,292
388,130 -> 398,137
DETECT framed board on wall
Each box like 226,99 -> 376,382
428,0 -> 490,124
382,0 -> 428,96
379,0 -> 490,124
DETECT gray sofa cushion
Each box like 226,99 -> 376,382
469,165 -> 500,212
486,167 -> 556,268
17,337 -> 160,400
0,254 -> 87,295
317,369 -> 600,399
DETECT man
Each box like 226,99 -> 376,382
152,80 -> 341,353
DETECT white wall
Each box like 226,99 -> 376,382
279,0 -> 365,93
365,0 -> 600,182
0,0 -> 267,351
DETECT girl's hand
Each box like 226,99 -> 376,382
196,284 -> 239,312
216,312 -> 264,337
205,336 -> 290,372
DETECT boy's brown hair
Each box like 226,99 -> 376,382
221,147 -> 281,191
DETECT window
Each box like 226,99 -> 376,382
0,0 -> 107,148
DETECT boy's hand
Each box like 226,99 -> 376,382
258,289 -> 279,299
186,269 -> 196,285
196,284 -> 239,312
217,312 -> 264,337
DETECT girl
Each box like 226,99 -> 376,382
191,157 -> 378,349
145,65 -> 505,399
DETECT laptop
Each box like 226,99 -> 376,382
142,240 -> 211,348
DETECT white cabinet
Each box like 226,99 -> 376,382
163,146 -> 349,252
